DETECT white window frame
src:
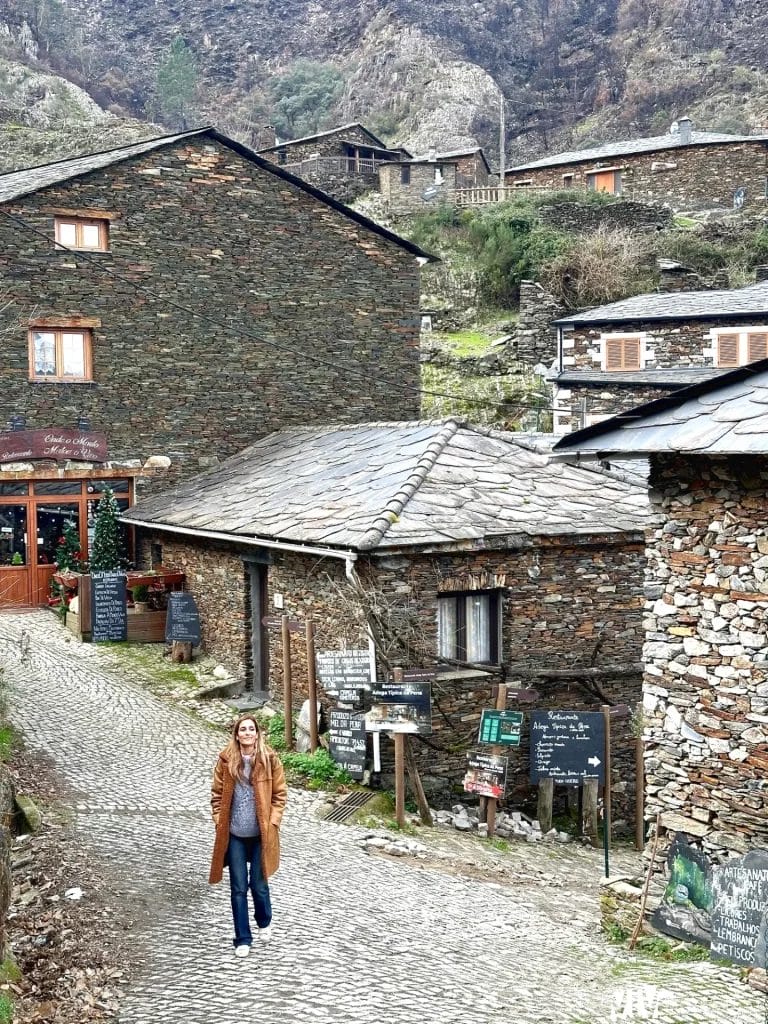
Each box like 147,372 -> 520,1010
708,326 -> 768,367
599,332 -> 648,371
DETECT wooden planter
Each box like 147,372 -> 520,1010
59,570 -> 185,643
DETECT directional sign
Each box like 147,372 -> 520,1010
316,649 -> 372,701
529,710 -> 605,786
478,709 -> 523,746
261,615 -> 305,635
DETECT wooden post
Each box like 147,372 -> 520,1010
403,737 -> 432,825
486,682 -> 507,838
305,618 -> 318,754
537,778 -> 554,834
601,703 -> 612,877
582,778 -> 599,847
281,615 -> 293,751
635,701 -> 645,852
394,733 -> 406,828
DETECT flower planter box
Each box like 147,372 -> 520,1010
67,607 -> 168,643
59,570 -> 185,643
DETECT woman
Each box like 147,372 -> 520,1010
209,714 -> 288,957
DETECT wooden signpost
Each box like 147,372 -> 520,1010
483,683 -> 507,837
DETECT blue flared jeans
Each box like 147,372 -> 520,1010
226,833 -> 272,947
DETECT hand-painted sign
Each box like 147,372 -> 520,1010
650,834 -> 713,946
365,681 -> 432,735
261,615 -> 305,634
529,710 -> 605,785
316,649 -> 372,702
165,591 -> 201,645
478,709 -> 523,746
90,571 -> 127,643
0,429 -> 108,463
464,751 -> 508,799
329,710 -> 366,780
711,849 -> 768,966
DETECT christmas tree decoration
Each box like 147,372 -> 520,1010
89,488 -> 122,572
55,519 -> 84,574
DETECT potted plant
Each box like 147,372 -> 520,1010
130,584 -> 150,613
10,551 -> 23,566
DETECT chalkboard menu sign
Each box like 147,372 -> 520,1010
90,571 -> 127,643
711,849 -> 768,966
165,591 -> 201,645
329,710 -> 366,779
365,681 -> 432,735
315,649 -> 372,704
464,751 -> 508,799
529,710 -> 605,785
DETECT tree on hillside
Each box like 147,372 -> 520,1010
268,61 -> 345,139
155,36 -> 198,130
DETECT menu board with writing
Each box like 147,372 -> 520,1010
529,710 -> 605,785
463,751 -> 509,799
478,709 -> 523,746
165,591 -> 201,645
90,571 -> 127,643
711,850 -> 768,966
315,649 -> 372,703
329,710 -> 366,780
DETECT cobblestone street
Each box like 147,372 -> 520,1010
0,611 -> 764,1024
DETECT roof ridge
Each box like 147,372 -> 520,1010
357,418 -> 462,549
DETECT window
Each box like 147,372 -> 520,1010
55,217 -> 108,251
713,328 -> 768,367
588,169 -> 622,194
29,328 -> 92,381
562,174 -> 575,188
603,336 -> 642,371
400,165 -> 411,186
434,166 -> 444,185
437,591 -> 500,663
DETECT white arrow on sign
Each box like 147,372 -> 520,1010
587,756 -> 602,767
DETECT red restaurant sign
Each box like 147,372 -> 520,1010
0,429 -> 108,463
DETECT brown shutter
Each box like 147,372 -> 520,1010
605,338 -> 623,370
747,332 -> 768,362
717,333 -> 740,367
605,337 -> 641,370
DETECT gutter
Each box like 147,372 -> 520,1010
121,517 -> 359,579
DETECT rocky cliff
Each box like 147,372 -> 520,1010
1,0 -> 768,170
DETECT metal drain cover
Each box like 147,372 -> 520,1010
322,790 -> 376,824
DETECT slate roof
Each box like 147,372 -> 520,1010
123,420 -> 651,553
257,123 -> 392,153
403,148 -> 491,172
552,358 -> 768,457
0,127 -> 435,262
554,368 -> 728,388
554,281 -> 768,326
508,130 -> 768,173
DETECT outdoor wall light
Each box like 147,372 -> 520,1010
76,415 -> 91,431
8,414 -> 26,431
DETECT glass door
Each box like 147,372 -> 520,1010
32,502 -> 80,606
0,504 -> 30,606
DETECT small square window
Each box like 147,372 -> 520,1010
29,328 -> 92,382
54,217 -> 109,252
437,591 -> 500,663
604,336 -> 642,371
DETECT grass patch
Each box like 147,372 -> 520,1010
488,837 -> 510,852
605,923 -> 709,963
436,329 -> 491,355
0,993 -> 11,1024
0,725 -> 16,762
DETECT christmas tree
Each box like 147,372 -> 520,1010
89,488 -> 122,572
55,519 -> 83,574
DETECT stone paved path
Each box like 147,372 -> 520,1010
0,612 -> 764,1024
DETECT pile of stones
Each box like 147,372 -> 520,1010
434,804 -> 572,844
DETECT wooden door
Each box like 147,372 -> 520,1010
592,170 -> 617,193
0,502 -> 31,606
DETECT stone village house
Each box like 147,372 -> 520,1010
549,278 -> 768,433
505,117 -> 768,210
124,418 -> 653,812
0,127 -> 432,607
553,360 -> 768,860
378,148 -> 491,215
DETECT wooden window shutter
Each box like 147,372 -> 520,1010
605,338 -> 623,370
717,333 -> 740,367
605,337 -> 640,370
747,332 -> 768,362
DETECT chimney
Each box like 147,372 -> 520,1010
255,125 -> 276,150
427,147 -> 437,162
677,116 -> 692,145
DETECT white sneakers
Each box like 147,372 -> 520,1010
234,944 -> 250,958
258,925 -> 272,944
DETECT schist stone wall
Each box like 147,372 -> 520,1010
0,134 -> 421,492
454,154 -> 489,188
145,529 -> 646,820
513,281 -> 566,366
537,199 -> 673,234
260,125 -> 390,165
554,383 -> 680,433
505,140 -> 768,209
643,454 -> 768,859
379,163 -> 458,215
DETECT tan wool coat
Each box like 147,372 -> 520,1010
209,747 -> 288,885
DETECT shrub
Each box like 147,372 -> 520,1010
280,749 -> 352,788
540,226 -> 654,307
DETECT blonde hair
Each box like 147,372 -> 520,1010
225,714 -> 269,780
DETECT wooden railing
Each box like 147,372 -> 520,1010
455,185 -> 553,206
283,156 -> 388,176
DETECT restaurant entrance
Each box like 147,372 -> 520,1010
0,477 -> 133,607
